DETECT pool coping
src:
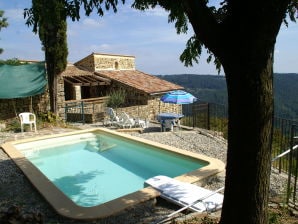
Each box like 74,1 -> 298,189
1,128 -> 225,220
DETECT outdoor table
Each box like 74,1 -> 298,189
157,113 -> 184,132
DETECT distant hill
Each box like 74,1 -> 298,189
157,73 -> 298,121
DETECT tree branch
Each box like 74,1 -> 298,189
182,0 -> 223,54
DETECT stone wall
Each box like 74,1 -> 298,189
59,93 -> 181,124
94,55 -> 135,70
64,97 -> 108,123
0,92 -> 49,121
57,74 -> 66,119
75,53 -> 135,71
74,54 -> 95,71
117,96 -> 181,121
106,82 -> 181,121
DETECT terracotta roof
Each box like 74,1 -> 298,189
61,64 -> 94,77
95,70 -> 184,94
61,64 -> 110,86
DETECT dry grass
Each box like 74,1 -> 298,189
168,206 -> 297,224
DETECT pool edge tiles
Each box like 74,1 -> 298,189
1,128 -> 225,220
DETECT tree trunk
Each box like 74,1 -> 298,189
47,66 -> 57,113
45,46 -> 58,114
220,52 -> 274,224
38,0 -> 68,114
179,1 -> 289,223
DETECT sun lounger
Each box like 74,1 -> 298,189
116,112 -> 135,128
104,107 -> 120,126
145,175 -> 224,213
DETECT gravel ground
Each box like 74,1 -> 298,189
0,124 -> 288,223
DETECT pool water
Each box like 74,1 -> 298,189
15,132 -> 206,207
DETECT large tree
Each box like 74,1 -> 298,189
24,0 -> 297,223
132,1 -> 297,223
25,0 -> 124,113
0,10 -> 8,54
25,0 -> 68,113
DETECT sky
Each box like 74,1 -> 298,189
0,0 -> 298,75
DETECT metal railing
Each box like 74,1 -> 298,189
64,97 -> 108,124
272,124 -> 298,207
183,102 -> 298,207
286,125 -> 297,207
272,119 -> 298,174
182,102 -> 228,137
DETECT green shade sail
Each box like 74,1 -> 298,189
0,62 -> 47,99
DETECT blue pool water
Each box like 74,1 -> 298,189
16,132 -> 206,207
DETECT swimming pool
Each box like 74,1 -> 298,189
2,128 -> 225,220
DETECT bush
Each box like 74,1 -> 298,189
106,88 -> 126,109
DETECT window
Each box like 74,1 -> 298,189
115,61 -> 119,70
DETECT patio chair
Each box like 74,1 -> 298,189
134,118 -> 149,129
104,107 -> 120,126
161,119 -> 174,132
116,112 -> 135,128
19,112 -> 37,133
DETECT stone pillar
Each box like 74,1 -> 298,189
75,86 -> 81,100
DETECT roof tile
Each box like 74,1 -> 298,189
95,70 -> 184,94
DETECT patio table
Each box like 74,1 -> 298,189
157,113 -> 184,132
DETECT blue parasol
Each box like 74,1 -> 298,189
160,90 -> 197,104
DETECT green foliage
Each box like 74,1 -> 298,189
201,216 -> 219,224
182,114 -> 228,138
133,1 -> 297,74
170,215 -> 219,224
4,118 -> 21,132
24,0 -> 69,112
180,35 -> 201,67
210,117 -> 228,139
158,74 -> 227,103
274,73 -> 298,121
269,211 -> 281,224
0,10 -> 8,30
268,206 -> 295,224
106,88 -> 126,109
24,0 -> 125,26
285,1 -> 298,24
31,0 -> 68,74
38,111 -> 67,128
38,111 -> 61,124
23,0 -> 126,113
0,58 -> 26,65
0,10 -> 8,54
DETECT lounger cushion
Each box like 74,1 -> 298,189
145,175 -> 223,212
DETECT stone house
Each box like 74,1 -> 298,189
0,53 -> 184,124
59,52 -> 184,123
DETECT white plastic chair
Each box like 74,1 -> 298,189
164,119 -> 174,131
135,118 -> 149,129
19,112 -> 37,133
104,107 -> 120,126
160,119 -> 175,132
116,112 -> 135,128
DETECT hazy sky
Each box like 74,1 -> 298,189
1,0 -> 297,75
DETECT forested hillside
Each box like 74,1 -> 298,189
158,74 -> 298,121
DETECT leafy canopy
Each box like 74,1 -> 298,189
132,0 -> 298,72
0,10 -> 8,54
23,0 -> 298,73
24,0 -> 125,33
0,58 -> 25,65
